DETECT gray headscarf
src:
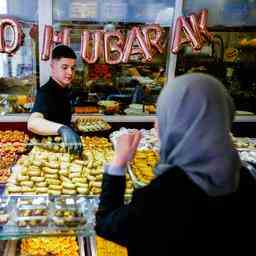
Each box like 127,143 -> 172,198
155,73 -> 240,196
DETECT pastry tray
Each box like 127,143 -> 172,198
127,164 -> 147,189
3,236 -> 86,256
86,235 -> 128,256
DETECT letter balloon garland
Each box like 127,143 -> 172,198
41,24 -> 165,63
0,9 -> 212,62
171,9 -> 213,54
0,18 -> 25,55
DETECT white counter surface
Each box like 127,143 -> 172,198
0,114 -> 256,123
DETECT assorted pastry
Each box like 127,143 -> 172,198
75,117 -> 111,132
4,126 -> 256,240
131,149 -> 159,185
110,127 -> 160,152
7,146 -> 90,196
98,100 -> 120,114
230,133 -> 256,150
0,168 -> 11,183
74,106 -> 99,114
53,208 -> 86,227
0,130 -> 29,180
96,235 -> 128,256
52,197 -> 87,227
29,136 -> 66,153
7,135 -> 135,197
15,198 -> 49,227
20,236 -> 79,256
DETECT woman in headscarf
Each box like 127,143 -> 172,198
96,73 -> 254,254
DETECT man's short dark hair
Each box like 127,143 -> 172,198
52,44 -> 77,60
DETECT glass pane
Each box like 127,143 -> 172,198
53,0 -> 175,24
0,0 -> 38,114
53,0 -> 175,115
5,0 -> 37,22
183,0 -> 256,27
178,1 -> 256,114
175,30 -> 256,114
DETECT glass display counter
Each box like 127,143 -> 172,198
0,195 -> 98,240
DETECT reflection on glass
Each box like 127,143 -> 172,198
0,0 -> 38,114
6,0 -> 37,22
176,30 -> 256,114
53,0 -> 175,24
0,0 -> 7,15
52,23 -> 169,115
183,0 -> 256,27
52,0 -> 174,115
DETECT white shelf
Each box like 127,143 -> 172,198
1,114 -> 256,123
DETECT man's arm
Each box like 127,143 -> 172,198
27,112 -> 83,155
27,112 -> 63,136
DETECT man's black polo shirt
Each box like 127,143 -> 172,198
32,77 -> 72,126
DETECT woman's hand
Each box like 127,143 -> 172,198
111,131 -> 141,168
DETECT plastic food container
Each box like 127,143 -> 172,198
0,195 -> 98,239
51,197 -> 94,230
0,197 -> 10,225
15,216 -> 48,227
16,197 -> 49,218
52,207 -> 87,227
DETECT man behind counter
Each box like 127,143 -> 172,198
27,45 -> 83,155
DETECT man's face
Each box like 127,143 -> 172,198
51,58 -> 76,87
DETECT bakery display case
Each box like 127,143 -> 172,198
0,126 -> 256,249
0,0 -> 256,123
0,125 -> 160,236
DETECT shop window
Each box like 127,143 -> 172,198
0,0 -> 38,114
177,0 -> 256,114
53,0 -> 174,115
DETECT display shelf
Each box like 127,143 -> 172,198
0,114 -> 157,124
1,113 -> 256,123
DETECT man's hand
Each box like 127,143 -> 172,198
58,126 -> 83,155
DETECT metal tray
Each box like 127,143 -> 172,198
127,164 -> 147,189
86,236 -> 128,256
3,236 -> 86,256
85,236 -> 96,256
